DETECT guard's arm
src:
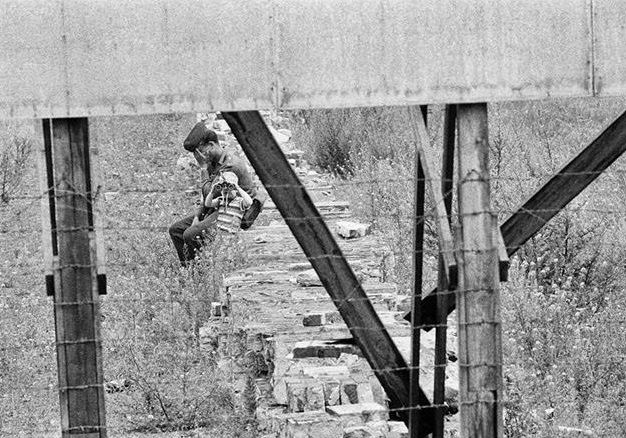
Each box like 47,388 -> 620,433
204,188 -> 221,208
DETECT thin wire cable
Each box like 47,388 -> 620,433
2,162 -> 625,436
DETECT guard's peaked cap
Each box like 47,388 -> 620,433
183,122 -> 219,152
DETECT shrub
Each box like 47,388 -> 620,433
0,124 -> 33,203
502,250 -> 626,437
292,106 -> 441,293
491,98 -> 626,436
104,232 -> 250,433
293,106 -> 419,177
292,99 -> 626,437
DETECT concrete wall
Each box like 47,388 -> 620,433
1,0 -> 624,118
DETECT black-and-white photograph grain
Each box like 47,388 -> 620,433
1,1 -> 625,437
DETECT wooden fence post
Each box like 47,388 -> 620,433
455,104 -> 503,438
43,118 -> 107,437
433,103 -> 457,438
409,107 -> 426,438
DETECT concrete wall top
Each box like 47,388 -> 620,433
0,0 -> 621,119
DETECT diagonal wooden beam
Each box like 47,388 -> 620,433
408,107 -> 458,289
222,111 -> 435,435
409,105 -> 427,438
500,110 -> 626,254
433,103 -> 456,438
410,109 -> 626,329
409,139 -> 426,437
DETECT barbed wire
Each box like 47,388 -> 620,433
0,426 -> 616,438
3,166 -> 625,197
2,159 -> 625,436
2,324 -> 626,362
0,393 -> 621,425
2,339 -> 625,389
2,202 -> 625,238
2,166 -> 625,204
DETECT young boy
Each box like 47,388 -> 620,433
203,171 -> 252,234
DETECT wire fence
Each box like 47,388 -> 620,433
1,109 -> 625,437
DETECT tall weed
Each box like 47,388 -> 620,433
0,122 -> 33,203
104,232 -> 250,433
293,106 -> 442,293
292,99 -> 626,436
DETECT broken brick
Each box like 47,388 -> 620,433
283,411 -> 342,438
292,340 -> 361,359
326,402 -> 389,428
340,379 -> 360,404
302,313 -> 325,326
286,380 -> 326,413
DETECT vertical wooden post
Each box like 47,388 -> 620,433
433,104 -> 457,438
456,104 -> 503,438
43,118 -> 107,437
36,121 -> 57,296
409,107 -> 426,438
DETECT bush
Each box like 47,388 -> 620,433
502,251 -> 626,437
491,98 -> 626,436
92,113 -> 254,434
104,232 -> 250,433
292,99 -> 626,436
293,106 -> 441,293
0,123 -> 33,203
293,106 -> 418,176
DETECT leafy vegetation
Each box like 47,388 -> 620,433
294,99 -> 626,436
0,122 -> 33,204
104,237 -> 250,433
0,114 -> 255,436
1,99 -> 626,436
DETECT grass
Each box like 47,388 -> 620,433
293,99 -> 626,436
1,100 -> 626,436
0,114 -> 256,436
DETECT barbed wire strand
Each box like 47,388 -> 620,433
2,168 -> 625,436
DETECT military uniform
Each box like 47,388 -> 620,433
169,122 -> 259,264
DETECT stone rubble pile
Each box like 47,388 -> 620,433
195,112 -> 460,437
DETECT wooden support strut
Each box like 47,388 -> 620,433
433,103 -> 457,438
500,109 -> 626,254
409,105 -> 427,438
408,107 -> 458,289
44,118 -> 107,437
222,111 -> 435,435
36,121 -> 57,296
409,108 -> 626,328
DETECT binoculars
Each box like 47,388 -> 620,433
214,182 -> 235,193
